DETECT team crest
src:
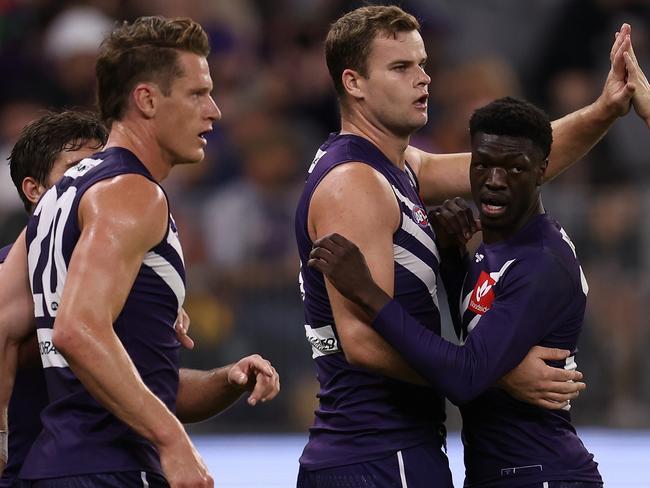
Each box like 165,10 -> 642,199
412,205 -> 429,228
469,271 -> 496,315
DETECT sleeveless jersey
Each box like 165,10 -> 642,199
295,133 -> 445,470
21,147 -> 186,479
454,214 -> 601,487
0,244 -> 48,488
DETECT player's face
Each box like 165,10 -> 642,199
358,30 -> 430,137
470,132 -> 547,240
46,139 -> 103,187
155,51 -> 221,166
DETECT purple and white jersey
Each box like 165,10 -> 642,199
453,214 -> 601,487
21,147 -> 186,479
295,133 -> 445,470
0,244 -> 48,488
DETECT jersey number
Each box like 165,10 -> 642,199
28,187 -> 77,318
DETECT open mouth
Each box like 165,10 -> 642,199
414,94 -> 428,109
480,197 -> 508,217
198,130 -> 211,145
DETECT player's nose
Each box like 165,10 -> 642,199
484,167 -> 507,190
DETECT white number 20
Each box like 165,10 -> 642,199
28,186 -> 77,318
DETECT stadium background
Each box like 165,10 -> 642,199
0,0 -> 649,485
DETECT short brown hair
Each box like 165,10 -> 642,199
9,111 -> 107,212
96,16 -> 210,127
325,6 -> 420,97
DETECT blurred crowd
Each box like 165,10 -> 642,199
0,0 -> 649,432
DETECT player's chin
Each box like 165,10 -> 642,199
409,113 -> 428,130
189,148 -> 206,163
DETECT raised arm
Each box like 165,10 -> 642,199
547,23 -> 634,180
52,174 -> 210,487
308,162 -> 426,385
409,23 -> 635,205
0,232 -> 35,475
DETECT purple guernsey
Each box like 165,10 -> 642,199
0,244 -> 49,488
21,147 -> 186,479
295,133 -> 445,470
370,214 -> 601,487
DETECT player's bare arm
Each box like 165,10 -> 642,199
177,354 -> 280,423
409,23 -> 635,205
52,173 -> 211,487
308,162 -> 426,385
0,232 -> 36,474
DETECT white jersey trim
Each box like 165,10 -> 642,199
397,450 -> 408,487
142,250 -> 186,311
394,244 -> 439,308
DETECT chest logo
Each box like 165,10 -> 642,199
412,205 -> 429,228
469,271 -> 496,315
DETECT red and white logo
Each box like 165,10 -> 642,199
469,271 -> 496,315
412,205 -> 429,228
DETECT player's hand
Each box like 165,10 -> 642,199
308,233 -> 390,315
428,197 -> 480,249
159,435 -> 213,488
175,307 -> 195,350
596,23 -> 635,118
497,345 -> 586,410
228,354 -> 280,406
622,26 -> 650,127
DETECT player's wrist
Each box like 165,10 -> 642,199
148,411 -> 187,449
592,91 -> 626,122
357,285 -> 392,320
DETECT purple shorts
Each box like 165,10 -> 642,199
14,471 -> 168,488
297,442 -> 453,488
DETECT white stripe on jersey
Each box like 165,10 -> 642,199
142,251 -> 186,311
394,244 -> 438,308
391,184 -> 440,262
489,259 -> 516,282
559,227 -> 589,296
141,471 -> 149,488
167,216 -> 185,267
391,185 -> 416,212
466,314 -> 481,336
397,450 -> 408,487
400,216 -> 440,263
404,165 -> 418,189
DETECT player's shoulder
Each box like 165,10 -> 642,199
316,161 -> 394,207
82,172 -> 166,212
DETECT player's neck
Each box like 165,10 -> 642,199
104,120 -> 172,182
482,199 -> 545,244
340,113 -> 409,170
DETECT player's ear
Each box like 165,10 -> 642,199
342,69 -> 365,101
132,82 -> 157,119
22,177 -> 46,205
537,158 -> 549,186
